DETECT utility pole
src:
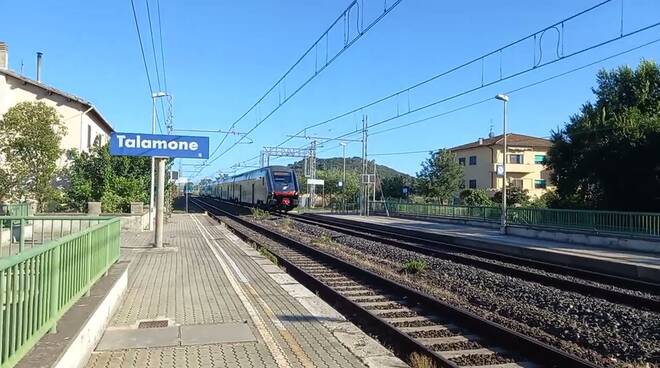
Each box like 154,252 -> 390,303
495,94 -> 509,235
361,115 -> 369,216
149,92 -> 167,232
340,142 -> 347,211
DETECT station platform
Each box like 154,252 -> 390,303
86,213 -> 406,368
319,214 -> 660,283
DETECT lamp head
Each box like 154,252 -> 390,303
495,94 -> 509,102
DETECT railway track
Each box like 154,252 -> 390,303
284,212 -> 660,312
192,197 -> 600,368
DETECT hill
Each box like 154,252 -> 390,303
288,157 -> 413,179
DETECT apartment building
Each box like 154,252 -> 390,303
0,42 -> 113,167
450,133 -> 553,197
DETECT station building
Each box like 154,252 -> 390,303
0,42 -> 113,167
450,133 -> 553,197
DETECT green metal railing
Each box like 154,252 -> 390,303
1,217 -> 110,258
0,217 -> 120,368
366,201 -> 660,239
0,205 -> 31,218
507,207 -> 660,238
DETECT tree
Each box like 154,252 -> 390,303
316,169 -> 360,204
492,186 -> 530,206
65,144 -> 152,212
415,149 -> 463,203
459,189 -> 493,207
546,60 -> 660,211
0,102 -> 66,208
381,175 -> 415,199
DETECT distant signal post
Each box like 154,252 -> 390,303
110,132 -> 209,247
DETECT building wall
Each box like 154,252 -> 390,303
0,73 -> 111,166
454,144 -> 552,197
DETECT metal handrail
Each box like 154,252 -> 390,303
0,217 -> 120,367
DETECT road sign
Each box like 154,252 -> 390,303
307,178 -> 325,185
110,132 -> 209,159
337,181 -> 343,187
496,164 -> 504,176
185,182 -> 194,194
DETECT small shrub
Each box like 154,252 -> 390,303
250,207 -> 269,220
403,259 -> 427,274
409,352 -> 435,368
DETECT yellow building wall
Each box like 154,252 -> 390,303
454,144 -> 553,198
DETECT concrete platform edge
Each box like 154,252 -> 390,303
224,223 -> 409,368
18,262 -> 129,368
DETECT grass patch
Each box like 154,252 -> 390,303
280,217 -> 293,230
250,207 -> 269,220
402,259 -> 427,274
258,246 -> 278,266
409,352 -> 435,368
318,233 -> 333,244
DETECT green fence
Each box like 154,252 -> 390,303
0,217 -> 120,368
0,205 -> 31,218
1,217 -> 110,258
366,201 -> 660,239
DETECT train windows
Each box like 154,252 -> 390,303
272,171 -> 294,192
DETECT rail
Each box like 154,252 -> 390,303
365,201 -> 660,239
0,217 -> 120,368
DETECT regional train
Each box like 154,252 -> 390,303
202,166 -> 299,211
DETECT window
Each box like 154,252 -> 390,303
87,125 -> 92,149
508,154 -> 523,164
458,157 -> 466,166
534,179 -> 547,189
468,156 -> 477,165
534,154 -> 546,164
459,180 -> 466,189
510,178 -> 523,188
468,179 -> 477,189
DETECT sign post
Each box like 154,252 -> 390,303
110,132 -> 209,247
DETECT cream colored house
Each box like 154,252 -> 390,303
450,133 -> 553,198
0,42 -> 113,167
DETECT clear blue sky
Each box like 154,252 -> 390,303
3,0 -> 659,178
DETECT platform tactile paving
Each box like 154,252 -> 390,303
86,214 -> 368,368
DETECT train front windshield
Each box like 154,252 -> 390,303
272,171 -> 296,192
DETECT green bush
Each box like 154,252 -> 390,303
459,189 -> 493,207
250,207 -> 269,220
402,259 -> 427,274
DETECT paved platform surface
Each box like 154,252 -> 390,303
86,213 -> 405,368
324,214 -> 660,271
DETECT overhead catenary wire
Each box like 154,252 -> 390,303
206,0 -> 405,162
145,0 -> 168,132
194,5 -> 660,178
129,0 -> 164,133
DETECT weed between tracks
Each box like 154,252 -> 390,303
402,259 -> 427,274
409,352 -> 435,368
250,207 -> 270,220
258,246 -> 278,266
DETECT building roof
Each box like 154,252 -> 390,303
0,68 -> 114,133
450,133 -> 551,151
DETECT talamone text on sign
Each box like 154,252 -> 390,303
109,132 -> 210,159
115,134 -> 200,151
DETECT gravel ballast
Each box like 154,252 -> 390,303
255,215 -> 660,367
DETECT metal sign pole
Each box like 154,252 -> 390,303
155,157 -> 166,247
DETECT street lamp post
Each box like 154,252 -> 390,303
495,94 -> 509,235
149,92 -> 167,232
340,142 -> 347,210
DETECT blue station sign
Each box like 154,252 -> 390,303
109,132 -> 209,159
